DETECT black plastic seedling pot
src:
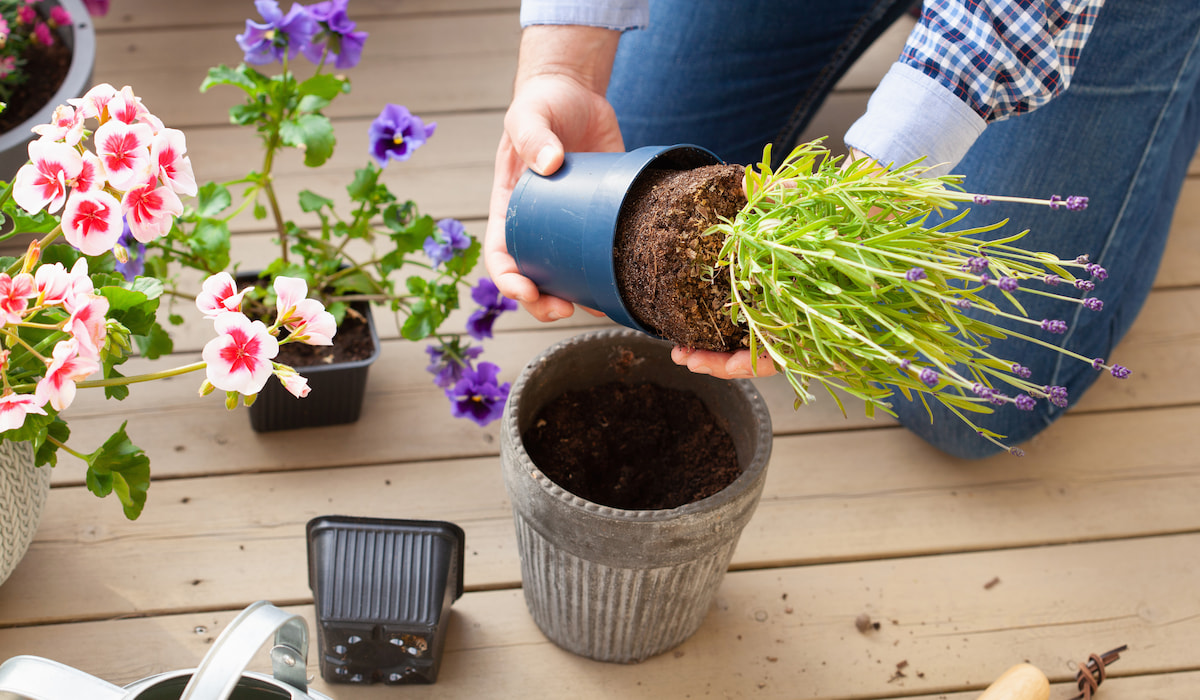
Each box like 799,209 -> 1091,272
505,144 -> 723,334
306,516 -> 465,685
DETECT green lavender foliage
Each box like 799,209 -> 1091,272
709,140 -> 1110,452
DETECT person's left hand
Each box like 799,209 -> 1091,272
671,346 -> 777,379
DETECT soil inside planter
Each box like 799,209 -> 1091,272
522,380 -> 740,510
0,27 -> 72,134
274,308 -> 374,367
614,164 -> 749,352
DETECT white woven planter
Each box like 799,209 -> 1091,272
0,441 -> 50,587
500,329 -> 773,663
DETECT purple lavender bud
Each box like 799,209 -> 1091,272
1040,319 -> 1068,334
1042,275 -> 1061,286
998,277 -> 1019,292
1086,263 -> 1108,280
1014,394 -> 1036,411
966,256 -> 989,273
1009,447 -> 1026,457
1044,385 -> 1069,408
1049,195 -> 1063,209
1110,364 -> 1131,379
956,298 -> 973,310
973,194 -> 991,205
1074,279 -> 1095,292
905,267 -> 927,282
989,392 -> 1009,406
1092,357 -> 1105,370
1083,297 -> 1104,311
979,273 -> 992,285
919,368 -> 939,387
1075,254 -> 1090,264
1066,195 -> 1089,211
971,383 -> 987,397
899,359 -> 911,370
1011,363 -> 1032,379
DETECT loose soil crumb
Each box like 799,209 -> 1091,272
522,381 -> 740,510
615,164 -> 749,351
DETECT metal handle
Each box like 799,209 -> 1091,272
0,655 -> 126,700
178,601 -> 310,700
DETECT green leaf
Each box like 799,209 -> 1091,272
134,322 -> 174,360
187,219 -> 232,272
298,190 -> 334,213
97,282 -> 160,336
279,114 -> 336,167
195,182 -> 233,218
297,73 -> 349,102
401,298 -> 439,340
200,64 -> 259,94
84,422 -> 151,520
442,238 -> 481,277
346,165 -> 381,202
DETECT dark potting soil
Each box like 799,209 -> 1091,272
0,33 -> 72,134
522,381 -> 741,510
275,307 -> 375,368
614,164 -> 749,352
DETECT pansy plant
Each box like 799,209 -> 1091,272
145,0 -> 511,426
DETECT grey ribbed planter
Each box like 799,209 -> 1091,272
500,329 -> 772,663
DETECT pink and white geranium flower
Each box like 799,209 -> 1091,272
272,276 -> 336,345
30,104 -> 86,146
94,119 -> 154,191
151,128 -> 197,197
69,83 -> 118,122
34,258 -> 92,306
35,339 -> 100,411
62,190 -> 125,256
107,85 -> 165,132
202,312 -> 279,395
273,365 -> 311,398
0,272 -> 36,324
64,291 -> 110,360
0,393 -> 47,432
73,151 -> 106,194
13,140 -> 83,214
196,272 -> 248,319
122,178 -> 184,242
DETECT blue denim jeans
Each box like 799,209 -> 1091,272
607,0 -> 1200,458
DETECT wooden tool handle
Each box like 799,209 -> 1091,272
976,663 -> 1050,700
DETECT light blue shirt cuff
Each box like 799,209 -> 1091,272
844,62 -> 987,177
520,0 -> 649,31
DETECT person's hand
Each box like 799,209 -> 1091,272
484,25 -> 625,322
671,346 -> 778,380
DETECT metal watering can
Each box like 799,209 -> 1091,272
0,601 -> 331,699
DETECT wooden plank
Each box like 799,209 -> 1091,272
8,400 -> 1200,626
93,13 -> 521,129
48,277 -> 1200,490
93,0 -> 521,31
0,535 -> 1195,698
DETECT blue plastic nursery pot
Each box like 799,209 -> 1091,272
505,144 -> 723,334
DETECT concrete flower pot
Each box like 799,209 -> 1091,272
0,441 -> 50,587
499,328 -> 772,663
504,144 -> 722,335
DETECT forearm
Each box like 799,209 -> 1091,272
515,25 -> 622,95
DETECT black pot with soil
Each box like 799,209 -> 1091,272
238,273 -> 381,433
506,144 -> 747,350
499,328 -> 773,663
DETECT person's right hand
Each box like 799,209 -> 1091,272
484,25 -> 625,322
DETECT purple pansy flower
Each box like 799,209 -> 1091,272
368,104 -> 436,167
466,277 -> 517,340
445,362 -> 510,426
301,0 -> 369,69
425,343 -> 483,389
423,218 -> 471,267
236,0 -> 317,65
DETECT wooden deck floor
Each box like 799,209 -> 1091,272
2,2 -> 1198,698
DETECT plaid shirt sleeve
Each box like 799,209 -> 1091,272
902,0 -> 1106,123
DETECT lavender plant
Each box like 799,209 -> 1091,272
715,139 -> 1127,454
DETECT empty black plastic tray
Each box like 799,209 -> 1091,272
306,515 -> 465,684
